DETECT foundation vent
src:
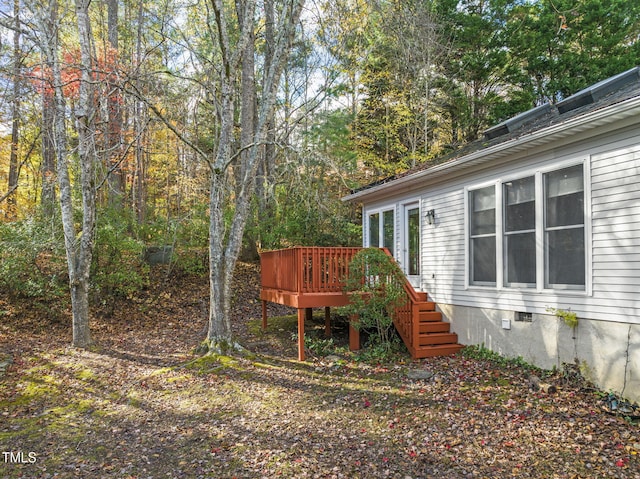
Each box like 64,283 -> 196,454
516,311 -> 533,322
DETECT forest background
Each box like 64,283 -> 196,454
0,0 -> 639,350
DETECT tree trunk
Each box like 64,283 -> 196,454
207,71 -> 236,346
33,0 -> 93,348
205,0 -> 305,351
133,0 -> 147,223
57,0 -> 98,349
71,278 -> 92,347
237,0 -> 259,261
105,0 -> 124,208
208,179 -> 233,343
36,1 -> 58,216
254,0 -> 276,250
41,91 -> 57,216
5,0 -> 21,221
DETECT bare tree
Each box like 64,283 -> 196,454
67,0 -> 98,348
39,0 -> 57,216
5,0 -> 21,220
205,0 -> 305,351
105,0 -> 124,208
31,0 -> 98,348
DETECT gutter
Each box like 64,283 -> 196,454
343,94 -> 640,203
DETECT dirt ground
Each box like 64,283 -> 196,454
1,263 -> 639,478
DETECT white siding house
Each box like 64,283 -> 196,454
344,67 -> 640,401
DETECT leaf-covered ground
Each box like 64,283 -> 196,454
1,263 -> 639,478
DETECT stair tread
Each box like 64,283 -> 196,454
418,332 -> 457,338
418,311 -> 442,322
417,343 -> 464,350
418,322 -> 450,333
417,332 -> 458,346
415,301 -> 435,308
413,344 -> 464,358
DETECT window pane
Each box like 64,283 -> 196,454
505,232 -> 536,284
545,165 -> 584,227
547,228 -> 585,286
369,213 -> 380,247
408,207 -> 420,275
383,210 -> 394,256
505,177 -> 535,232
471,186 -> 496,235
472,236 -> 496,283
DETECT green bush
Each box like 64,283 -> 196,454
174,248 -> 208,275
136,203 -> 209,275
339,248 -> 408,353
0,217 -> 68,301
461,344 -> 541,372
92,208 -> 149,299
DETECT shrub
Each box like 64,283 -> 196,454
339,248 -> 407,352
92,208 -> 149,299
0,217 -> 67,301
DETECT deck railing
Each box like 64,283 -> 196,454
260,246 -> 428,356
260,247 -> 362,294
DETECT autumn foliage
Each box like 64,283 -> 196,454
29,47 -> 122,101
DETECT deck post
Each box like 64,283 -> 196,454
261,300 -> 268,330
297,308 -> 306,361
348,314 -> 360,351
324,307 -> 331,337
306,307 -> 313,322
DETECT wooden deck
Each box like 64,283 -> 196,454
260,247 -> 361,360
260,246 -> 463,360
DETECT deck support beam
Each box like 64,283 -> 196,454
261,300 -> 268,330
349,315 -> 360,351
297,308 -> 306,361
324,307 -> 331,337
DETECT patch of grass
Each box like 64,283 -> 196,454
305,336 -> 338,357
166,374 -> 191,383
183,353 -> 245,375
249,314 -> 298,335
352,337 -> 409,364
75,368 -> 95,381
461,344 -> 541,373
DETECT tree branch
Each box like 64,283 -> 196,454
95,118 -> 150,191
122,78 -> 212,168
0,131 -> 40,204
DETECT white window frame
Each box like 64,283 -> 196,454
538,158 -> 592,295
464,180 -> 500,290
465,156 -> 592,295
401,199 -> 421,278
365,205 -> 396,255
503,175 -> 537,288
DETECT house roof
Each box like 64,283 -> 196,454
343,66 -> 640,203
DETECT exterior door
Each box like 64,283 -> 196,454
403,203 -> 421,287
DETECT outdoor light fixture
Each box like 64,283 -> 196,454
426,209 -> 436,225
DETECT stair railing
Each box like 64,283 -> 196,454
380,248 -> 421,355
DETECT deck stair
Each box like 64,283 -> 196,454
408,298 -> 464,358
381,248 -> 464,359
